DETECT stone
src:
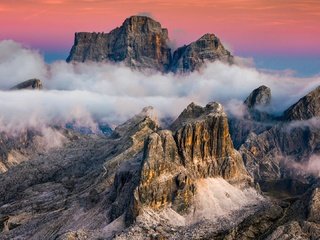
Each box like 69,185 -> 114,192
171,33 -> 233,72
10,79 -> 43,90
244,85 -> 271,109
283,86 -> 320,121
67,16 -> 233,73
67,16 -> 172,72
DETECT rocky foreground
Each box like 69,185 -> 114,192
0,83 -> 319,239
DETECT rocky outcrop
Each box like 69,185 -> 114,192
283,86 -> 320,121
229,85 -> 274,149
124,102 -> 252,223
67,16 -> 172,72
244,85 -> 271,109
170,33 -> 233,72
10,79 -> 43,90
67,16 -> 233,72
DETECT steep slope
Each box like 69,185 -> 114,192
67,16 -> 172,72
239,86 -> 320,196
229,85 -> 275,149
283,86 -> 320,121
171,33 -> 233,72
0,108 -> 159,239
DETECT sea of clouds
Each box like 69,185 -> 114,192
0,40 -> 319,133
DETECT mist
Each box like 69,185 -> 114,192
0,40 -> 319,133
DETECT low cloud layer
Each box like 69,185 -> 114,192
0,40 -> 319,133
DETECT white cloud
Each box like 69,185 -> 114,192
0,40 -> 319,134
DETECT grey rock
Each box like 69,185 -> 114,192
67,16 -> 172,72
171,33 -> 233,73
283,86 -> 320,121
10,79 -> 43,90
244,85 -> 271,109
67,16 -> 233,73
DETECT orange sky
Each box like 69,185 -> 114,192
0,0 -> 319,56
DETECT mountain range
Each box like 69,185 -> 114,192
0,16 -> 319,240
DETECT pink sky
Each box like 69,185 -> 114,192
0,0 -> 319,56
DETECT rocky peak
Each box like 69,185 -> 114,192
66,15 -> 172,72
112,106 -> 159,139
170,101 -> 225,131
283,86 -> 320,121
244,85 -> 271,109
126,101 -> 251,221
10,79 -> 43,90
67,16 -> 233,73
170,33 -> 233,72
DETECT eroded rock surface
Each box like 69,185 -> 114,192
170,33 -> 233,72
67,16 -> 172,72
67,16 -> 233,72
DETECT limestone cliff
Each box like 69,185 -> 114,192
67,16 -> 233,72
67,16 -> 172,72
125,102 -> 252,223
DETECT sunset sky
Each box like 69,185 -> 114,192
1,0 -> 319,76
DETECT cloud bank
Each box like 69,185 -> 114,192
0,40 -> 319,133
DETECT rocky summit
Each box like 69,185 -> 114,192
66,16 -> 233,72
10,79 -> 43,90
283,86 -> 320,121
170,33 -> 233,72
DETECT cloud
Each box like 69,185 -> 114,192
0,40 -> 319,135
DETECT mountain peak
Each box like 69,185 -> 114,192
66,16 -> 233,73
10,79 -> 43,90
283,85 -> 320,121
244,85 -> 271,109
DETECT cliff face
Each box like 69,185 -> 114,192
170,34 -> 233,72
283,86 -> 320,121
238,86 -> 320,195
127,102 -> 251,222
67,16 -> 233,72
67,16 -> 172,72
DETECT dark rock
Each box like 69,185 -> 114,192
67,16 -> 233,73
170,33 -> 233,72
10,79 -> 43,90
244,85 -> 271,109
67,16 -> 172,72
283,86 -> 320,121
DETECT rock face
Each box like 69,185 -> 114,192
229,85 -> 274,149
283,86 -> 320,121
238,86 -> 320,195
10,79 -> 43,90
67,16 -> 172,72
170,33 -> 233,72
125,102 -> 252,222
244,85 -> 271,109
67,16 -> 233,72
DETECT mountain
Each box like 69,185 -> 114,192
229,85 -> 275,149
239,85 -> 320,196
171,33 -> 233,72
1,85 -> 320,239
10,79 -> 43,90
244,85 -> 271,109
67,16 -> 233,72
283,86 -> 320,121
